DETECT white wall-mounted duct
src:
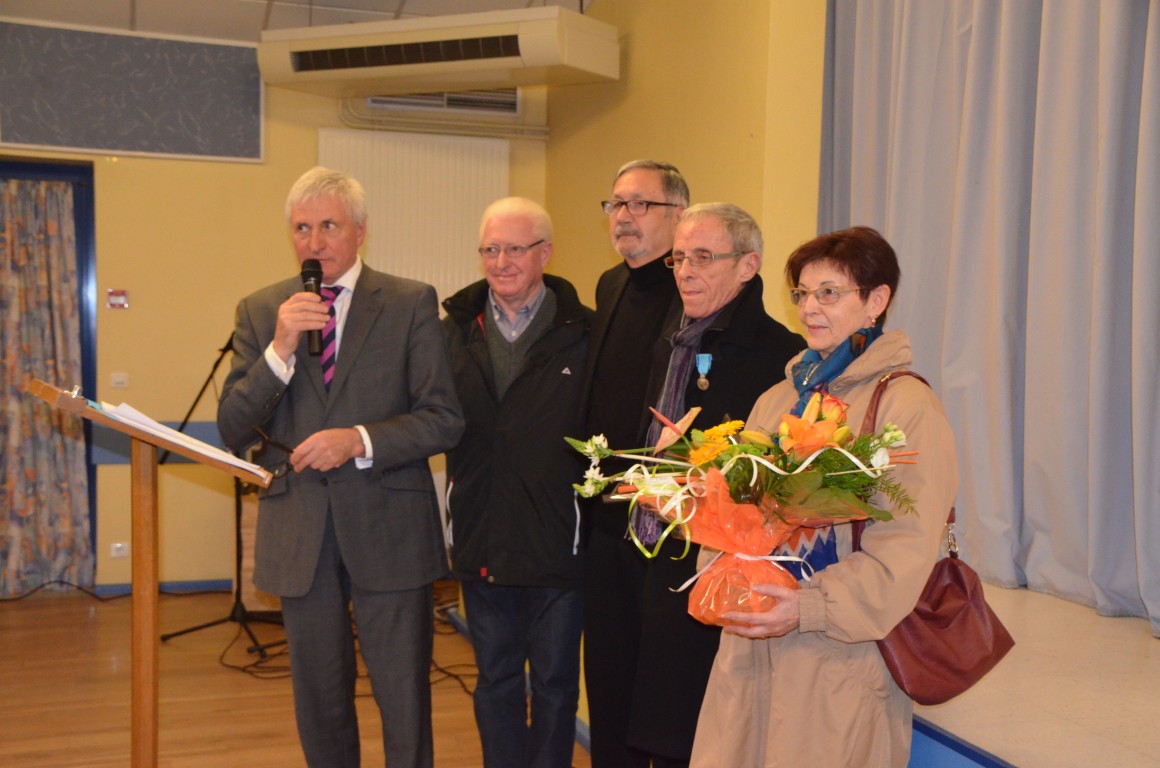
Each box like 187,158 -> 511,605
364,89 -> 520,116
258,6 -> 619,98
340,86 -> 550,141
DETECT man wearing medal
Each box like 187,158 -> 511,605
631,202 -> 804,766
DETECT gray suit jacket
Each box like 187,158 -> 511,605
218,264 -> 464,597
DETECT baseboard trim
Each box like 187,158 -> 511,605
94,579 -> 232,597
913,716 -> 1015,767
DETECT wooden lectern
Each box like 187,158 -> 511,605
28,379 -> 272,768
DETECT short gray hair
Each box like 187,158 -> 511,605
613,160 -> 690,207
285,166 -> 367,226
478,197 -> 553,242
680,203 -> 763,265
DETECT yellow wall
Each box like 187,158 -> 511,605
89,87 -> 347,585
13,4 -> 825,588
544,0 -> 826,332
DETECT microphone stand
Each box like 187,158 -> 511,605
159,332 -> 283,657
159,333 -> 233,465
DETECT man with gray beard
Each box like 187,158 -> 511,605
580,160 -> 688,767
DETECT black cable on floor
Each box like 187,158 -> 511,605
0,578 -> 125,602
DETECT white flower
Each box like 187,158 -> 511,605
566,434 -> 613,461
577,434 -> 611,459
584,465 -> 606,483
573,461 -> 611,498
878,423 -> 907,448
871,446 -> 891,469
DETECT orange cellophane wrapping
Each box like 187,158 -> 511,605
680,469 -> 801,626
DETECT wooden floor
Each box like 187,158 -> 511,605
0,583 -> 593,768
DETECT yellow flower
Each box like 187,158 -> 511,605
703,420 -> 745,442
689,440 -> 729,466
801,391 -> 823,423
739,429 -> 775,448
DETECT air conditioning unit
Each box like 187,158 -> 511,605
257,6 -> 619,98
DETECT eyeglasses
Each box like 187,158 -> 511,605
664,250 -> 746,268
253,425 -> 295,478
789,286 -> 862,305
601,199 -> 679,216
478,239 -> 545,259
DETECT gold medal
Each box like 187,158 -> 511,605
695,353 -> 712,392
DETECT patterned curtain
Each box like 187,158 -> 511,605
0,178 -> 93,595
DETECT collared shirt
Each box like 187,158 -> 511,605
263,258 -> 373,465
488,282 -> 547,341
323,257 -> 360,357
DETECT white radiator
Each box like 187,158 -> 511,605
319,127 -> 510,309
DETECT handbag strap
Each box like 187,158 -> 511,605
851,371 -> 954,553
859,370 -> 930,435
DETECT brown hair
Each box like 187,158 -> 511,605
785,226 -> 900,325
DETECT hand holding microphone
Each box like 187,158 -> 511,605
301,259 -> 323,356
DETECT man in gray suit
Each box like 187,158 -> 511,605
218,166 -> 464,768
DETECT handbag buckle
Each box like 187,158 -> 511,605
945,523 -> 959,558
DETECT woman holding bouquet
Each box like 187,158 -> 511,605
689,226 -> 959,767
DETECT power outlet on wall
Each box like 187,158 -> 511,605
110,542 -> 129,558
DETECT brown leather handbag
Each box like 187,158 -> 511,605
852,371 -> 1014,706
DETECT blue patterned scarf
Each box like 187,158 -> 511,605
778,324 -> 882,578
788,325 -> 884,416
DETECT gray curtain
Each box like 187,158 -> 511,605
820,0 -> 1160,634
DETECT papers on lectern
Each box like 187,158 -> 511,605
100,401 -> 266,481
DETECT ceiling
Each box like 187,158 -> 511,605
0,0 -> 591,44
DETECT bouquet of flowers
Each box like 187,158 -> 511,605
567,392 -> 918,626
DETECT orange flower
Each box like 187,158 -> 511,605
778,392 -> 852,460
817,393 -> 848,423
778,415 -> 840,459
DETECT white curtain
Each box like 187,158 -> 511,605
820,0 -> 1160,634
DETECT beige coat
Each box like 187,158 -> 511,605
690,331 -> 959,767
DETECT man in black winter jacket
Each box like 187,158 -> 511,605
442,197 -> 593,768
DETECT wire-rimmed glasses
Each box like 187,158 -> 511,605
664,250 -> 746,268
478,239 -> 546,259
788,286 -> 862,305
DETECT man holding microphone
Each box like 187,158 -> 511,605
217,166 -> 463,768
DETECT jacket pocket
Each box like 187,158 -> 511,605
379,464 -> 436,493
258,473 -> 289,499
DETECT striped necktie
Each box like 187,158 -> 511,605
320,285 -> 343,390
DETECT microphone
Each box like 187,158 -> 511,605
301,259 -> 323,356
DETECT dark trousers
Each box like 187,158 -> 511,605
584,524 -> 715,768
583,524 -> 649,768
281,512 -> 434,768
461,580 -> 584,768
